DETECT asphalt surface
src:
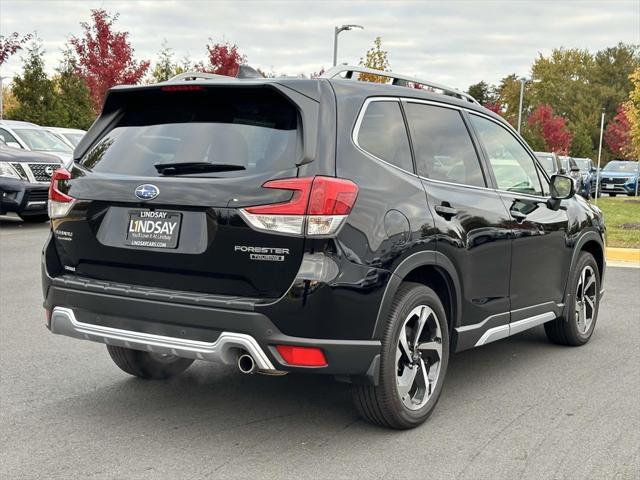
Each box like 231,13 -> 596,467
1,215 -> 639,480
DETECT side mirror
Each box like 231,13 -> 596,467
6,141 -> 22,149
550,174 -> 575,200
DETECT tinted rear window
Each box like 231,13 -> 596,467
404,102 -> 485,187
80,88 -> 300,177
356,101 -> 413,173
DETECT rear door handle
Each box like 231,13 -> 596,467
435,205 -> 458,219
510,210 -> 527,222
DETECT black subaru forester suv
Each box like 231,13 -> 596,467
42,66 -> 606,429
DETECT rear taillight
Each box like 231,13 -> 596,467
240,176 -> 358,236
48,168 -> 75,219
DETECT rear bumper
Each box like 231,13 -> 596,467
0,178 -> 48,215
50,306 -> 277,371
43,269 -> 381,381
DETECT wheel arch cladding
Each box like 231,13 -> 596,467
373,251 -> 461,341
581,239 -> 604,278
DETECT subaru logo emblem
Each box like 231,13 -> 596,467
45,166 -> 54,177
134,184 -> 160,201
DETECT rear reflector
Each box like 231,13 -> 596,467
48,168 -> 76,219
241,176 -> 358,236
275,345 -> 328,367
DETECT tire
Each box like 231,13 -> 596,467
106,345 -> 194,379
609,193 -> 617,197
18,213 -> 49,223
544,252 -> 600,346
352,282 -> 450,429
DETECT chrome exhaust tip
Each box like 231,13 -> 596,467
237,353 -> 257,374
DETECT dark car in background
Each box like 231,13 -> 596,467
624,175 -> 639,196
535,152 -> 585,198
598,160 -> 640,197
572,157 -> 598,198
0,142 -> 62,222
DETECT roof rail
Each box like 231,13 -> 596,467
166,71 -> 229,82
320,65 -> 478,104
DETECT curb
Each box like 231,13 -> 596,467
606,247 -> 640,264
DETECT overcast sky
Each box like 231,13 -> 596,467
1,0 -> 639,90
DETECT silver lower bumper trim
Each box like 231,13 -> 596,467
50,307 -> 276,370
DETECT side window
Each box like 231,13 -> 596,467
357,101 -> 413,173
470,114 -> 544,196
404,103 -> 485,187
0,128 -> 19,145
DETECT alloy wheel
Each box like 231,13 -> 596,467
395,305 -> 443,410
575,265 -> 597,334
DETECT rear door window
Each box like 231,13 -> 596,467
80,88 -> 301,177
356,100 -> 413,173
404,102 -> 486,187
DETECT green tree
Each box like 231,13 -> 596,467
359,37 -> 389,83
529,45 -> 639,158
150,40 -> 187,83
53,50 -> 95,129
467,81 -> 497,106
591,43 -> 639,121
7,39 -> 61,125
494,74 -> 533,126
569,122 -> 594,157
521,122 -> 545,151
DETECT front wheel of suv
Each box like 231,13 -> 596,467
544,252 -> 600,346
352,282 -> 449,429
106,345 -> 194,379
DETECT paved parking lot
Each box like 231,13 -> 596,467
1,216 -> 639,480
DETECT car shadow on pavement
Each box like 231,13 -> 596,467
0,215 -> 49,231
48,326 -> 560,434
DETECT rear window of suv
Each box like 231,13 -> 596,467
80,88 -> 301,177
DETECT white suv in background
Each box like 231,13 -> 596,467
0,120 -> 73,166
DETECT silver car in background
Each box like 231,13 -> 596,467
0,120 -> 73,166
44,127 -> 87,148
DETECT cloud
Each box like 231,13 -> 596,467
1,0 -> 638,89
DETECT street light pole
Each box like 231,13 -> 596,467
595,111 -> 605,203
517,78 -> 525,133
332,24 -> 364,67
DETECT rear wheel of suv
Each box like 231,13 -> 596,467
352,282 -> 449,429
18,213 -> 49,223
106,345 -> 194,379
545,252 -> 600,346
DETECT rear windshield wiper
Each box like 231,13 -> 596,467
154,162 -> 246,175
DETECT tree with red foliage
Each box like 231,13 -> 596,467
604,105 -> 633,159
197,40 -> 246,77
0,32 -> 33,66
69,9 -> 149,112
526,105 -> 572,154
484,102 -> 503,115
